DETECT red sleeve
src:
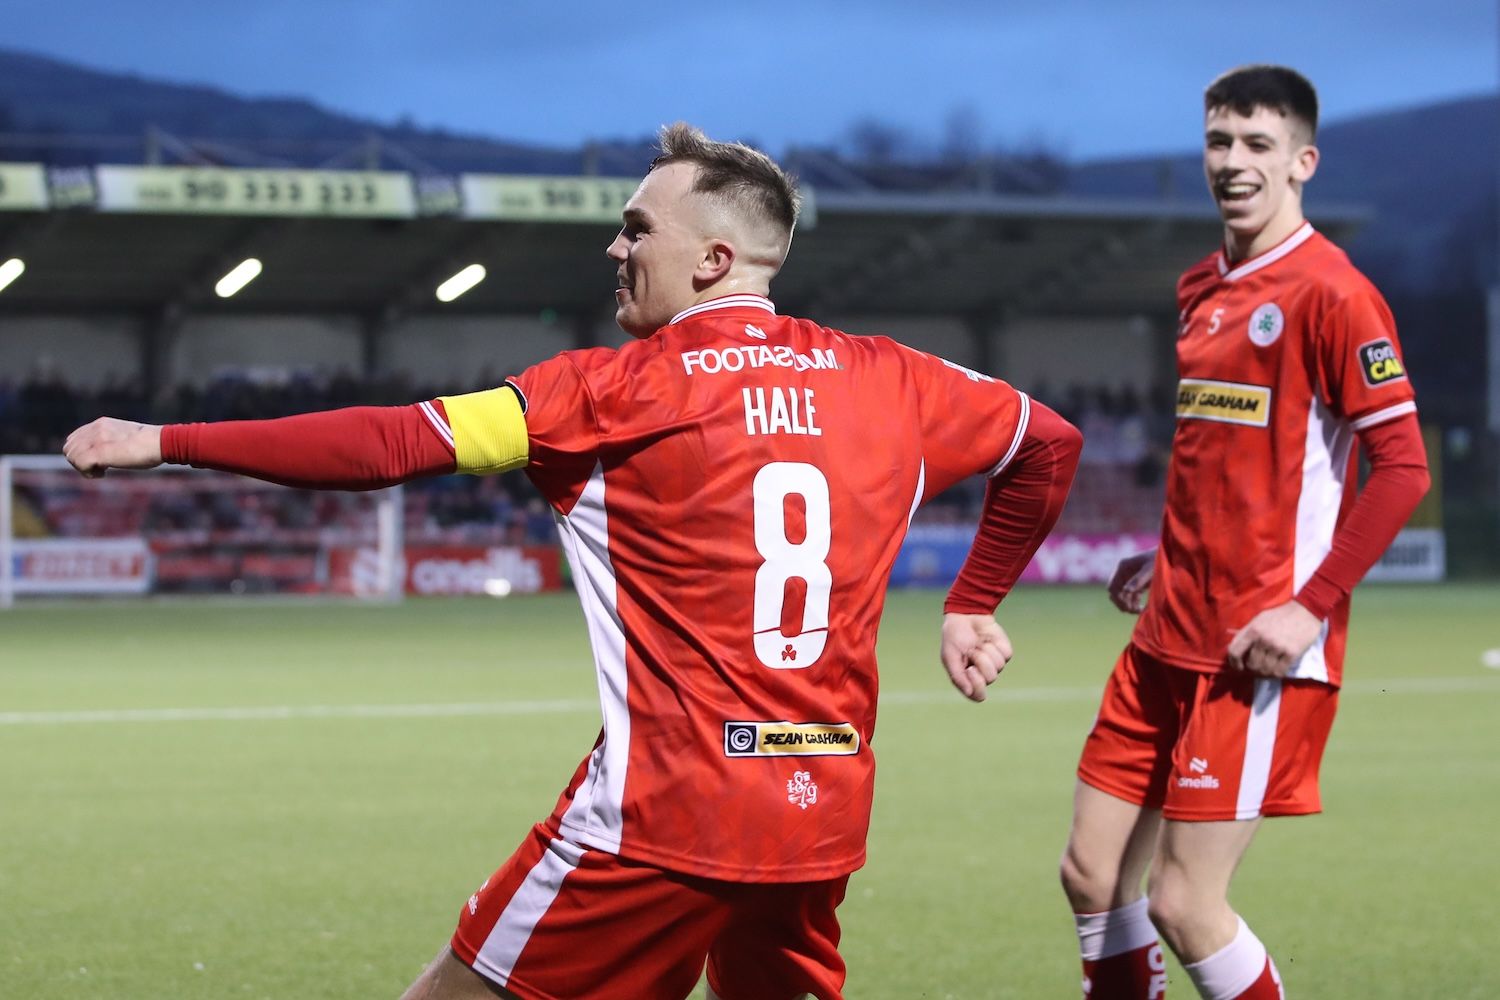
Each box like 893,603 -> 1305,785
943,400 -> 1083,614
160,402 -> 457,490
1293,415 -> 1430,619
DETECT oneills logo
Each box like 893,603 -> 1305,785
724,721 -> 860,757
1176,379 -> 1271,427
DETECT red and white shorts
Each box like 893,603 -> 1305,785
1077,644 -> 1339,821
450,821 -> 849,1000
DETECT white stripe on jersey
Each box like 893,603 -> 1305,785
554,462 -> 630,852
1217,223 -> 1315,282
668,294 -> 776,326
1350,400 -> 1417,431
472,836 -> 587,987
986,392 -> 1031,478
418,400 -> 455,449
906,460 -> 926,526
1235,679 -> 1283,820
1290,396 -> 1355,683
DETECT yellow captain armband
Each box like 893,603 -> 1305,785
437,386 -> 529,475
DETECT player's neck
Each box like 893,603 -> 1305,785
1223,209 -> 1307,266
688,269 -> 773,307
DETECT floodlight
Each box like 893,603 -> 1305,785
214,258 -> 263,298
0,258 -> 24,294
436,264 -> 486,303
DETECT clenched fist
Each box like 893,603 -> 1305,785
63,418 -> 165,478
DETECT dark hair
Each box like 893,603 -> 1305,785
1204,65 -> 1319,140
651,122 -> 801,240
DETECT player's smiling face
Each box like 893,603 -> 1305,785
1203,105 -> 1318,261
606,162 -> 712,339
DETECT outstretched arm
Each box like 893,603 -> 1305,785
1228,414 -> 1430,676
941,400 -> 1083,701
64,387 -> 528,490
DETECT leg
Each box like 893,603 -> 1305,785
1145,818 -> 1259,962
1147,820 -> 1282,998
1060,781 -> 1162,912
1143,673 -> 1338,998
400,948 -> 519,1000
1063,645 -> 1182,998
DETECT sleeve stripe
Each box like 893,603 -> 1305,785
1351,400 -> 1417,431
418,400 -> 455,450
986,391 -> 1032,478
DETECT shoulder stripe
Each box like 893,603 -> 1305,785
418,400 -> 455,450
986,392 -> 1031,478
1350,400 -> 1418,431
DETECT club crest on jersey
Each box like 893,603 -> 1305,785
1358,338 -> 1407,386
787,770 -> 819,810
1247,302 -> 1284,347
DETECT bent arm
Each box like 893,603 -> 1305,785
943,400 -> 1083,614
1292,414 -> 1431,619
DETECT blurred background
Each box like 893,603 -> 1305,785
1,0 -> 1496,597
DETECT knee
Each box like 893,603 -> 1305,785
1059,841 -> 1117,913
1145,872 -> 1205,947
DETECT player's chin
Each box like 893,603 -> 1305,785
614,305 -> 654,340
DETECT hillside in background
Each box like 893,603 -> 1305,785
1068,94 -> 1499,295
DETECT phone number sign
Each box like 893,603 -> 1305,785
94,166 -> 417,218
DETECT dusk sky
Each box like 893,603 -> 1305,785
6,0 -> 1498,159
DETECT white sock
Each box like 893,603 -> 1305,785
1182,916 -> 1268,999
1074,896 -> 1158,960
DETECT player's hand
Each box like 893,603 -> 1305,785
940,613 -> 1014,703
1226,600 -> 1323,677
63,418 -> 165,478
1107,548 -> 1157,614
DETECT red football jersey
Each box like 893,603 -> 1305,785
508,294 -> 1030,881
1133,224 -> 1418,686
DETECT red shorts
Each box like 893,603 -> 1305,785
1078,644 -> 1339,821
450,821 -> 848,1000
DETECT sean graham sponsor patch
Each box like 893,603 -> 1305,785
1176,378 -> 1272,427
724,721 -> 861,757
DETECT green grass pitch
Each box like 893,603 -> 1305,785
2,584 -> 1497,998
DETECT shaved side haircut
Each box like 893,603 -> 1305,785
1205,65 -> 1319,143
652,122 -> 802,262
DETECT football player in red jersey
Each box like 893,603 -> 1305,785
1057,67 -> 1430,999
66,124 -> 1082,1000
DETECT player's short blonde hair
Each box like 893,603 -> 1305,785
651,122 -> 801,255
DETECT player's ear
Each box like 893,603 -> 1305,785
697,239 -> 736,284
1291,143 -> 1319,185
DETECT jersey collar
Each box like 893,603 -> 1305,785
1216,222 -> 1315,282
668,294 -> 776,326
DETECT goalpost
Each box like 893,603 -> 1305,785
0,455 -> 404,609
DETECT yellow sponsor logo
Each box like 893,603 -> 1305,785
1176,379 -> 1271,427
1358,339 -> 1407,386
724,721 -> 861,757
